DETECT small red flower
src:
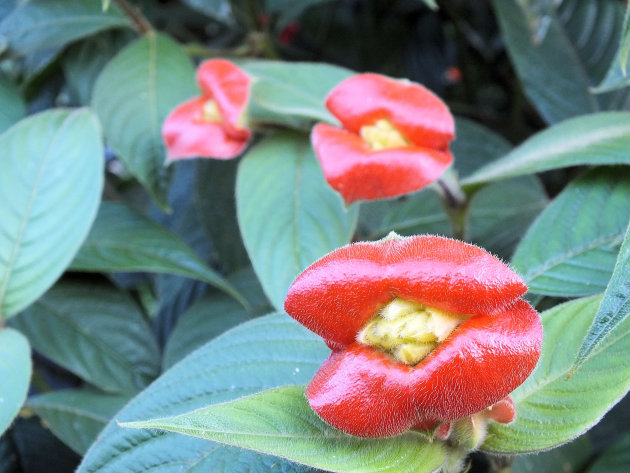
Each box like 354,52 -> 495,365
284,234 -> 542,438
163,59 -> 251,160
311,73 -> 455,204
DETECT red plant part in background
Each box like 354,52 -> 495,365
162,59 -> 251,160
311,73 -> 455,204
284,234 -> 542,438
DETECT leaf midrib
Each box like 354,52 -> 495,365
0,111 -> 78,319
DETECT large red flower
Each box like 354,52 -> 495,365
163,59 -> 251,160
312,73 -> 455,204
284,234 -> 542,438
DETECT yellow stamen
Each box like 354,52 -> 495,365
358,297 -> 465,365
359,119 -> 411,150
201,99 -> 222,123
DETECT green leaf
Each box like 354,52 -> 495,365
123,385 -> 447,473
162,292 -> 251,369
242,61 -> 353,126
77,313 -> 330,473
585,431 -> 630,473
594,4 -> 630,93
9,280 -> 160,393
0,0 -> 130,56
195,159 -> 250,272
462,112 -> 630,186
0,109 -> 103,319
466,176 -> 547,259
92,33 -> 197,208
512,435 -> 590,473
0,328 -> 30,436
452,117 -> 512,179
236,132 -> 358,312
492,0 -> 625,124
71,201 -> 243,305
27,389 -> 130,455
0,75 -> 26,134
482,295 -> 630,453
358,188 -> 451,240
512,167 -> 630,297
62,30 -> 133,105
573,218 -> 630,371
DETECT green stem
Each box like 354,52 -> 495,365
436,173 -> 468,240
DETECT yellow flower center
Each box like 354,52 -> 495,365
201,99 -> 222,123
359,119 -> 411,150
358,298 -> 465,365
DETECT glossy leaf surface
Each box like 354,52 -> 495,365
10,281 -> 160,393
467,175 -> 547,259
124,386 -> 447,473
0,0 -> 129,55
0,109 -> 103,319
71,201 -> 242,303
493,0 -> 625,124
483,296 -> 630,453
27,389 -> 130,455
236,132 -> 357,311
463,112 -> 630,185
574,219 -> 630,371
92,33 -> 197,207
0,328 -> 30,437
512,167 -> 630,296
77,314 -> 330,473
243,61 -> 353,126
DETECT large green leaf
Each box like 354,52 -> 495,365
62,30 -> 133,105
492,0 -> 625,124
0,0 -> 130,56
0,75 -> 25,134
27,389 -> 130,455
0,109 -> 103,319
77,313 -> 330,473
124,385 -> 447,473
70,201 -> 242,304
242,61 -> 353,126
586,431 -> 630,473
574,219 -> 630,371
594,4 -> 630,92
9,280 -> 160,393
512,167 -> 630,297
482,295 -> 630,453
358,188 -> 451,241
162,292 -> 251,369
452,116 -> 512,179
92,33 -> 197,208
236,132 -> 357,312
194,159 -> 250,272
0,328 -> 30,437
466,175 -> 547,259
462,112 -> 630,186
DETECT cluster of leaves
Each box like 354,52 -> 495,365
2,0 -> 630,472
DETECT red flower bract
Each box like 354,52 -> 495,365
162,59 -> 251,160
284,234 -> 542,438
311,73 -> 455,204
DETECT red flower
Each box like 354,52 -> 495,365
163,59 -> 251,160
311,73 -> 455,204
284,234 -> 542,438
